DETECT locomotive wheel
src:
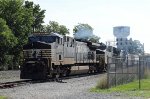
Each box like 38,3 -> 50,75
104,64 -> 108,72
62,67 -> 71,77
51,73 -> 56,79
88,68 -> 95,74
62,71 -> 68,77
89,65 -> 97,74
56,73 -> 60,78
66,69 -> 71,76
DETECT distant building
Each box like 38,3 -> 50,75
116,38 -> 133,53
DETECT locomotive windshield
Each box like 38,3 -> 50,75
29,35 -> 57,43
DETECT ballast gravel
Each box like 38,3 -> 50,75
0,71 -> 144,99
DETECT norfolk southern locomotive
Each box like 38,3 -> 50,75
20,33 -> 118,79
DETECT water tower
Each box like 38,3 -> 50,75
113,26 -> 130,38
113,26 -> 130,54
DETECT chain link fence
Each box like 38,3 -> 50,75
107,55 -> 150,88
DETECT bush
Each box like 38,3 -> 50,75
96,75 -> 108,89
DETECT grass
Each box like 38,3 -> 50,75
0,96 -> 7,99
91,79 -> 150,98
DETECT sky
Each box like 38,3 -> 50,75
30,0 -> 150,53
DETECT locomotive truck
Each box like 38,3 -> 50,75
20,33 -> 116,79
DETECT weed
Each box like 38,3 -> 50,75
96,75 -> 108,89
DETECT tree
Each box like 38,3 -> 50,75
89,35 -> 100,43
0,0 -> 34,45
46,21 -> 60,33
46,21 -> 69,35
0,18 -> 17,70
128,40 -> 144,54
0,0 -> 34,68
59,25 -> 69,35
24,1 -> 46,32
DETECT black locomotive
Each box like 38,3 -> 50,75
20,33 -> 116,79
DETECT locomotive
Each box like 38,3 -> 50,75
20,33 -> 116,79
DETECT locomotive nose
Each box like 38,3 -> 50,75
20,60 -> 47,80
21,41 -> 51,79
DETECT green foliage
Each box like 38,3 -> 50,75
0,18 -> 17,49
89,35 -> 100,43
46,21 -> 60,33
0,0 -> 35,69
59,25 -> 69,35
0,0 -> 34,46
24,1 -> 45,32
0,18 -> 17,70
128,40 -> 144,54
46,21 -> 69,35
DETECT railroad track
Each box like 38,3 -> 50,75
0,72 -> 105,89
0,79 -> 55,89
63,72 -> 104,79
0,80 -> 32,89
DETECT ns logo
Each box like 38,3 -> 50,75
32,50 -> 40,58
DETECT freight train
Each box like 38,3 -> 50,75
20,33 -> 120,79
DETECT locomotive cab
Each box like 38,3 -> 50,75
21,33 -> 58,79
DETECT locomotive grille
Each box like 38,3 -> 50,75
37,50 -> 51,58
23,49 -> 52,58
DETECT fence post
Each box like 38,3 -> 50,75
107,56 -> 109,89
115,57 -> 117,87
126,56 -> 128,84
121,57 -> 124,84
139,56 -> 141,89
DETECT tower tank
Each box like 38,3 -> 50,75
113,26 -> 130,38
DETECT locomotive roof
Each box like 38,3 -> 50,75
50,33 -> 63,38
23,41 -> 51,49
30,32 -> 64,38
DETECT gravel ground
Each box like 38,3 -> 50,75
0,70 -> 21,83
0,71 -> 145,99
